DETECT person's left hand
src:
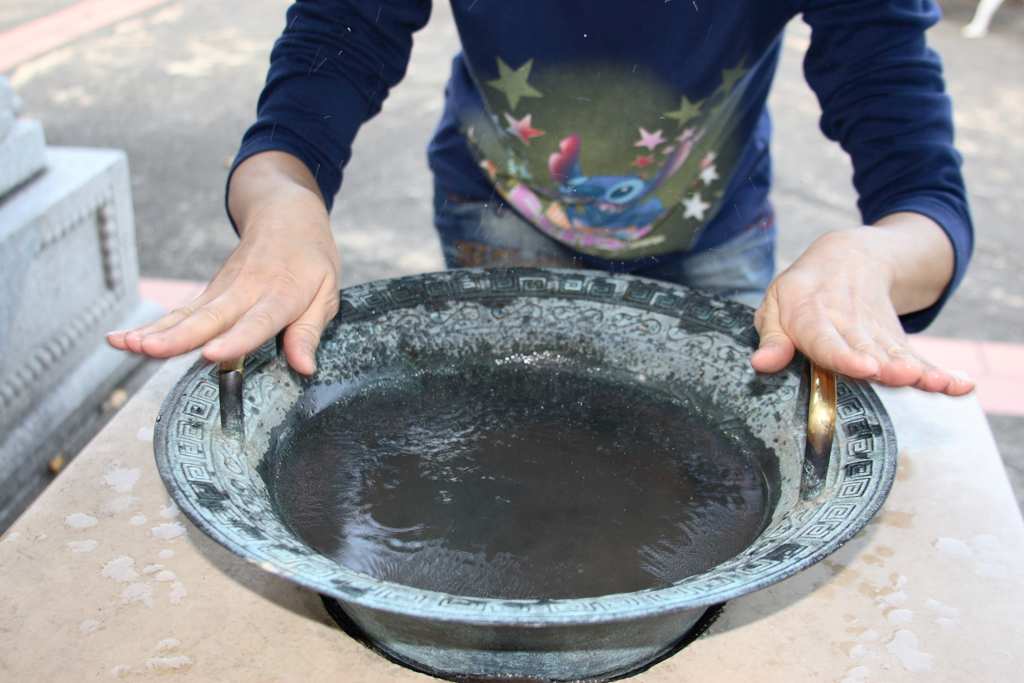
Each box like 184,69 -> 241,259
749,212 -> 974,396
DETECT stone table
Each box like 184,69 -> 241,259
1,354 -> 1021,682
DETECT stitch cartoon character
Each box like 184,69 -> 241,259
544,132 -> 701,232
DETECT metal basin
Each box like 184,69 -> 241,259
155,268 -> 896,682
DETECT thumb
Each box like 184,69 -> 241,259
751,289 -> 796,374
281,282 -> 339,376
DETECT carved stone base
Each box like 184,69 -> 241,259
0,302 -> 161,531
0,147 -> 162,525
0,120 -> 46,200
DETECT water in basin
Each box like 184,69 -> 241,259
269,358 -> 770,600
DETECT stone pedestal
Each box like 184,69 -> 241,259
0,359 -> 1021,682
0,120 -> 46,198
0,147 -> 162,530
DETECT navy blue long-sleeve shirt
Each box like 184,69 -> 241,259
232,0 -> 972,331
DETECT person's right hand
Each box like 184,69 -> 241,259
107,151 -> 341,375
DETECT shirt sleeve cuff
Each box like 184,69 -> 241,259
876,196 -> 974,333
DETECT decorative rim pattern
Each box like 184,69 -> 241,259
155,268 -> 896,626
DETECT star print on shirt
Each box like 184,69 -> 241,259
487,58 -> 543,111
699,164 -> 718,186
664,96 -> 704,128
714,60 -> 749,97
677,127 -> 698,144
504,112 -> 545,145
635,128 -> 666,151
682,192 -> 711,220
633,155 -> 654,168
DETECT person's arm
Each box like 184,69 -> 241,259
753,0 -> 974,395
751,211 -> 973,395
798,0 -> 973,327
108,0 -> 432,373
108,151 -> 340,375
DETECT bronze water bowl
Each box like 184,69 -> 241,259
155,268 -> 896,682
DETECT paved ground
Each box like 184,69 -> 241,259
3,0 -> 1023,502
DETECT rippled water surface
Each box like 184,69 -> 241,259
270,360 -> 769,600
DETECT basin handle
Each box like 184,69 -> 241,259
275,330 -> 286,362
802,360 -> 837,500
219,334 -> 285,433
219,356 -> 245,434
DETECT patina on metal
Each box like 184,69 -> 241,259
154,268 -> 896,682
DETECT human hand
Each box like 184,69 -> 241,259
107,152 -> 340,375
749,213 -> 974,396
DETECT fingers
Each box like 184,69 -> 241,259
107,245 -> 340,375
751,286 -> 882,379
201,273 -> 340,376
141,291 -> 250,358
107,286 -> 219,356
109,272 -> 336,375
749,260 -> 974,398
750,289 -> 798,373
824,324 -> 910,384
279,280 -> 341,375
111,272 -> 259,359
937,374 -> 976,397
803,323 -> 883,381
752,309 -> 976,397
898,343 -> 975,396
809,324 -> 974,396
199,271 -> 308,362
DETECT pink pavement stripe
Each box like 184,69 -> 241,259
910,335 -> 1024,417
138,277 -> 206,316
136,277 -> 1024,416
909,336 -> 987,377
979,341 -> 1024,381
971,378 -> 1024,418
0,0 -> 170,73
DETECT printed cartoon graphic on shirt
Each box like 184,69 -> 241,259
459,56 -> 754,259
541,129 -> 702,239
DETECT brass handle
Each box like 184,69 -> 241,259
219,333 -> 284,433
219,356 -> 245,434
801,360 -> 837,500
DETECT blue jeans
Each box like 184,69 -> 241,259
433,187 -> 777,309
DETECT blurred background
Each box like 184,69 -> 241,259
2,0 -> 1022,505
